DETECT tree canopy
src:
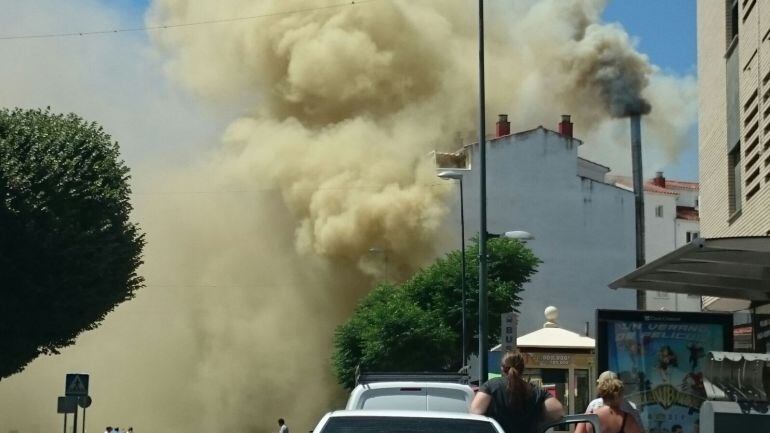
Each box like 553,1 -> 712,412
332,237 -> 540,389
0,108 -> 145,379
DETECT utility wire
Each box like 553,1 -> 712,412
0,0 -> 380,41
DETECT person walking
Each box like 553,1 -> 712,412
471,350 -> 564,433
277,418 -> 289,433
585,371 -> 642,428
575,376 -> 643,433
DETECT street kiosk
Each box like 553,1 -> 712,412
492,306 -> 596,419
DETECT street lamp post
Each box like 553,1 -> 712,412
437,170 -> 467,367
477,0 -> 490,386
479,229 -> 534,381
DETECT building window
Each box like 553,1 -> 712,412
655,205 -> 664,218
655,291 -> 670,299
686,231 -> 700,242
729,145 -> 742,215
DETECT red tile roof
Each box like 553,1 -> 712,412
676,206 -> 700,221
644,183 -> 679,195
608,175 -> 698,196
665,180 -> 699,190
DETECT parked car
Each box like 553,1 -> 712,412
346,381 -> 474,412
345,372 -> 474,412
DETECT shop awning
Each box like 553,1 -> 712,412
609,237 -> 770,303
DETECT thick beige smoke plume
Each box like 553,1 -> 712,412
138,0 -> 695,429
0,1 -> 697,433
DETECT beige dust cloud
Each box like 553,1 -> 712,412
0,1 -> 697,433
134,0 -> 696,430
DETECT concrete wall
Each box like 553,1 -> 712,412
676,219 -> 701,246
643,191 -> 702,312
577,158 -> 610,183
644,192 -> 678,261
675,189 -> 699,208
698,0 -> 770,237
444,128 -> 636,335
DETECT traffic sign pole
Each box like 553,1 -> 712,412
63,413 -> 68,433
82,407 -> 86,433
72,406 -> 78,433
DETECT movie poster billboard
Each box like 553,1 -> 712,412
597,310 -> 732,433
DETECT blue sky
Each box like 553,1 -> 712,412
603,0 -> 697,75
114,0 -> 698,75
604,0 -> 698,180
112,0 -> 700,180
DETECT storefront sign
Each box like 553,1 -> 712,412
523,352 -> 593,367
500,312 -> 518,351
733,324 -> 753,351
754,314 -> 770,354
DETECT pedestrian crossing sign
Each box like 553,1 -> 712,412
65,373 -> 89,397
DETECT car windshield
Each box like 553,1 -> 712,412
321,416 -> 498,433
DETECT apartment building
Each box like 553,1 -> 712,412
610,173 -> 702,311
611,1 -> 770,322
435,115 -> 636,335
698,0 -> 770,237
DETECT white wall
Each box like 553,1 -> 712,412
676,219 -> 700,246
577,158 -> 609,183
645,190 -> 702,312
675,189 -> 699,208
644,192 -> 678,261
446,128 -> 636,335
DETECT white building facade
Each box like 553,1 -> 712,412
610,173 -> 702,312
435,116 -> 636,335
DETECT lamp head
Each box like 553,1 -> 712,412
437,170 -> 464,180
503,230 -> 534,241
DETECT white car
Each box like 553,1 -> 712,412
345,381 -> 475,412
312,410 -> 505,433
312,410 -> 602,433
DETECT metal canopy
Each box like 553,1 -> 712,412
609,237 -> 770,302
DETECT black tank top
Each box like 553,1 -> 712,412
618,412 -> 628,433
479,377 -> 550,433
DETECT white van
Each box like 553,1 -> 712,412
345,381 -> 475,412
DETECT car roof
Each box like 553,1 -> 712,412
352,381 -> 473,390
326,410 -> 492,421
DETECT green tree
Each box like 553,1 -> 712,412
332,237 -> 539,389
0,108 -> 145,379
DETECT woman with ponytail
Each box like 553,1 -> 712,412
471,350 -> 564,433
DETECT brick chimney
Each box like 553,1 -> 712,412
558,114 -> 573,138
496,114 -> 510,137
652,171 -> 666,188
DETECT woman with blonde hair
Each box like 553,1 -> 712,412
575,376 -> 643,433
471,350 -> 564,433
